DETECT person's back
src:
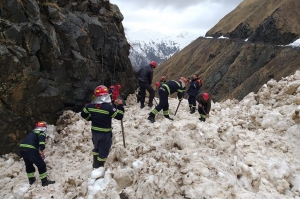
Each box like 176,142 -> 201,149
81,85 -> 124,168
137,65 -> 153,84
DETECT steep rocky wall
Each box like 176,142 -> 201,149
153,37 -> 300,101
206,0 -> 300,45
0,0 -> 136,154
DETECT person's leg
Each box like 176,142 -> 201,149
139,81 -> 146,108
198,106 -> 206,122
148,89 -> 167,122
190,96 -> 196,114
163,100 -> 173,120
94,132 -> 112,168
188,96 -> 192,111
20,150 -> 36,185
145,83 -> 155,107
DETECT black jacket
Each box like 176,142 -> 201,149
161,80 -> 185,99
81,103 -> 124,133
19,130 -> 46,151
196,95 -> 211,113
137,65 -> 153,84
187,78 -> 201,97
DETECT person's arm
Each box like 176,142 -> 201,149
38,131 -> 46,158
110,99 -> 124,120
81,106 -> 91,121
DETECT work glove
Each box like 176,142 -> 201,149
179,98 -> 182,101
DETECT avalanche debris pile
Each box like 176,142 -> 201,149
0,71 -> 300,199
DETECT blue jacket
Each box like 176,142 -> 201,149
137,65 -> 153,84
187,79 -> 201,97
81,103 -> 124,133
19,130 -> 46,151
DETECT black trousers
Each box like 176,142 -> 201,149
188,96 -> 196,109
139,81 -> 155,105
92,131 -> 112,162
150,87 -> 169,117
19,149 -> 47,179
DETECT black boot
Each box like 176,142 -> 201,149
165,116 -> 174,121
147,115 -> 155,123
136,95 -> 140,103
148,102 -> 153,107
190,108 -> 195,114
95,160 -> 105,168
41,177 -> 55,187
199,117 -> 206,122
140,104 -> 145,109
93,155 -> 98,168
29,177 -> 36,185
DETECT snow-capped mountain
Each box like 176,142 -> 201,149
126,29 -> 198,71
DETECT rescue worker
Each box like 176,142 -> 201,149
19,121 -> 55,186
148,77 -> 187,123
187,74 -> 202,114
81,85 -> 124,168
137,61 -> 157,108
196,92 -> 211,122
160,76 -> 167,87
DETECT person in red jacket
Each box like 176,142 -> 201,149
19,121 -> 55,186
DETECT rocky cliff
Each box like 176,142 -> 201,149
154,0 -> 300,102
0,0 -> 136,154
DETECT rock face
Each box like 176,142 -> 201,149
154,0 -> 300,102
206,0 -> 300,45
0,0 -> 136,154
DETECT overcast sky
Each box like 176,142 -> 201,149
110,0 -> 244,35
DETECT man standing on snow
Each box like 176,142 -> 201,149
19,121 -> 55,186
137,61 -> 157,108
81,85 -> 124,168
196,92 -> 211,122
187,74 -> 202,114
147,77 -> 187,123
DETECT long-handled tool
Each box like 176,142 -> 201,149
121,120 -> 125,148
174,100 -> 182,116
200,105 -> 209,118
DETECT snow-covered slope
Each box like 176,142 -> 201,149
127,29 -> 198,71
1,71 -> 300,199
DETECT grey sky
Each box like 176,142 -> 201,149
110,0 -> 243,35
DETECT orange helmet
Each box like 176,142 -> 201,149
179,77 -> 187,84
150,61 -> 157,68
161,76 -> 166,81
35,121 -> 47,131
94,85 -> 109,96
202,92 -> 209,100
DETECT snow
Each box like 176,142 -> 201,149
286,38 -> 300,47
0,70 -> 300,199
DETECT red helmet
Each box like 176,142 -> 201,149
155,82 -> 160,89
202,93 -> 209,100
116,84 -> 121,90
161,76 -> 166,81
150,61 -> 157,68
94,85 -> 109,96
35,121 -> 47,131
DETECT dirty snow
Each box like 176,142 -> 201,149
1,71 -> 300,199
